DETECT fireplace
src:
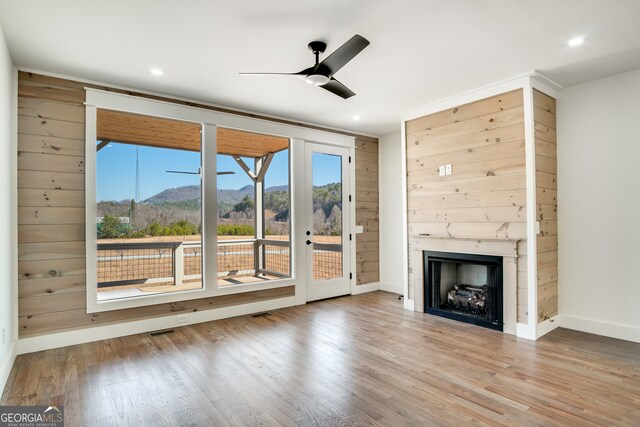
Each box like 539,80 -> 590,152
424,251 -> 503,331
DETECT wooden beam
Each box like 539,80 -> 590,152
232,156 -> 257,181
255,153 -> 274,183
95,140 -> 111,152
217,128 -> 289,158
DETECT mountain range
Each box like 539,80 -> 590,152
142,184 -> 289,205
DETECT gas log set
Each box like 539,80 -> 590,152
445,284 -> 488,315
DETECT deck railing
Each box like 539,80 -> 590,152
96,238 -> 301,288
311,242 -> 343,280
96,241 -> 179,288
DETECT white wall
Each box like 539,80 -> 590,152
378,131 -> 404,294
0,24 -> 16,390
557,68 -> 640,343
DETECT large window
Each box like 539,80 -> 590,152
213,128 -> 292,288
95,110 -> 203,301
216,148 -> 291,286
89,104 -> 291,310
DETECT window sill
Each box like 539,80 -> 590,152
87,277 -> 295,314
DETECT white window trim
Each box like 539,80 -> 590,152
85,89 -> 354,313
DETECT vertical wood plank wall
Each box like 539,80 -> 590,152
16,72 -> 379,337
404,90 -> 529,323
533,90 -> 558,322
355,137 -> 380,285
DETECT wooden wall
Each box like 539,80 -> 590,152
16,72 -> 379,337
533,90 -> 558,322
405,90 -> 529,322
355,137 -> 379,285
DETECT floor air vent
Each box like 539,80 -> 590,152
251,312 -> 272,318
149,329 -> 175,336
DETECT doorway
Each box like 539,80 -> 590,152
304,143 -> 352,301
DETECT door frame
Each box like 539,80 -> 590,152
292,139 -> 356,304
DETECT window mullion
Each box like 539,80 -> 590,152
203,124 -> 218,290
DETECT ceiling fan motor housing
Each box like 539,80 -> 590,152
308,41 -> 327,54
306,41 -> 330,85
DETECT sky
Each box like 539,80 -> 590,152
97,143 -> 341,201
312,152 -> 341,189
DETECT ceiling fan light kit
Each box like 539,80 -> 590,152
305,74 -> 330,86
240,34 -> 370,99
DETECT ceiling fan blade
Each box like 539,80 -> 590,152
166,170 -> 235,176
166,170 -> 199,175
320,78 -> 356,99
239,67 -> 313,77
319,34 -> 370,76
239,72 -> 302,76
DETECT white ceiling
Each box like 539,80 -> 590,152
1,0 -> 639,136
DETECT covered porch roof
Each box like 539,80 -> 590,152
96,109 -> 290,158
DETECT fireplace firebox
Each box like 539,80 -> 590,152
423,251 -> 503,331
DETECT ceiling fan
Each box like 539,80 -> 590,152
240,34 -> 370,99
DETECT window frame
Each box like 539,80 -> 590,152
85,90 -> 353,313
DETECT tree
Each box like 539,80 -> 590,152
128,199 -> 136,227
265,191 -> 289,215
313,209 -> 327,235
98,215 -> 126,239
327,205 -> 342,235
170,220 -> 197,236
275,208 -> 289,222
146,221 -> 165,236
233,195 -> 255,213
313,182 -> 342,216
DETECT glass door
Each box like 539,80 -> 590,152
304,143 -> 351,301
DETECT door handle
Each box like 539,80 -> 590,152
306,240 -> 314,245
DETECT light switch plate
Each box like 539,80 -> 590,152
445,164 -> 452,175
355,225 -> 364,234
438,165 -> 446,176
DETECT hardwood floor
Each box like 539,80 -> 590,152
2,291 -> 639,426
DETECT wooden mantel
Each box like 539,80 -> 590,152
410,235 -> 519,257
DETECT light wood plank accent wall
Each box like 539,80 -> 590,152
533,90 -> 558,322
16,72 -> 379,337
405,90 -> 529,323
355,137 -> 380,285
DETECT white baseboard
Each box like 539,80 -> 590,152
0,341 -> 17,394
351,282 -> 380,295
560,314 -> 640,344
516,322 -> 536,340
404,298 -> 415,311
379,281 -> 403,295
536,315 -> 560,339
17,296 -> 296,355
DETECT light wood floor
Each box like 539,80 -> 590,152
2,291 -> 639,426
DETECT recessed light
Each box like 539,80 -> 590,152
150,67 -> 164,76
568,36 -> 585,47
352,114 -> 361,121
